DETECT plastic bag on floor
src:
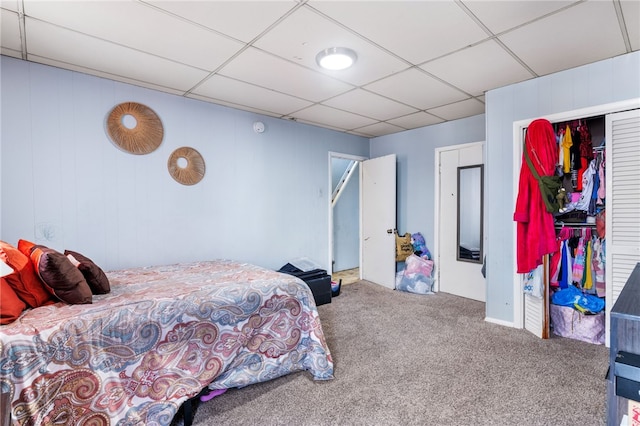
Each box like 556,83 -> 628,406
396,254 -> 434,294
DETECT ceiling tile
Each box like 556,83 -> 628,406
218,47 -> 354,102
499,1 -> 627,76
191,75 -> 313,116
386,112 -> 444,129
25,19 -> 210,92
322,89 -> 418,121
146,1 -> 297,43
254,5 -> 409,86
621,0 -> 640,51
0,9 -> 21,53
291,104 -> 377,130
461,1 -> 575,35
364,68 -> 468,110
0,1 -> 18,12
309,1 -> 488,65
23,0 -> 244,71
185,94 -> 283,118
353,121 -> 406,137
186,94 -> 282,118
420,40 -> 534,96
426,98 -> 485,121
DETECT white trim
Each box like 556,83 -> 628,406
485,316 -> 516,328
434,141 -> 485,294
511,98 -> 640,331
327,151 -> 367,276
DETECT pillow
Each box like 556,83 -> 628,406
1,278 -> 27,325
64,250 -> 110,294
26,243 -> 92,305
1,240 -> 54,308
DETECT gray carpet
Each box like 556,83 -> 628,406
184,281 -> 609,426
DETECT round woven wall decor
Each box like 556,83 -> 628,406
106,102 -> 163,154
168,147 -> 205,186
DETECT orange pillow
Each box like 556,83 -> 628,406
28,244 -> 92,305
0,240 -> 54,308
1,278 -> 27,325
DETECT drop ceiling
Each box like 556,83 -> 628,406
1,1 -> 638,137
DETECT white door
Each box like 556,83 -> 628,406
361,154 -> 396,289
605,108 -> 640,346
437,143 -> 486,301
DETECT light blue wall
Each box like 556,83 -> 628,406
485,51 -> 640,323
370,114 -> 486,252
0,56 -> 369,272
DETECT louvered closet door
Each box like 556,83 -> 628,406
606,109 -> 640,346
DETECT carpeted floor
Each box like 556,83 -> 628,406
179,280 -> 609,426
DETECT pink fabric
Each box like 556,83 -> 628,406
514,119 -> 559,273
549,239 -> 563,286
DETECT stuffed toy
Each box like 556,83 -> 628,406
557,188 -> 570,213
411,232 -> 431,260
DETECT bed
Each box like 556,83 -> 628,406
0,259 -> 334,425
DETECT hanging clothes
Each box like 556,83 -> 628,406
597,151 -> 606,204
558,240 -> 573,289
572,232 -> 586,286
574,159 -> 597,211
593,237 -> 606,297
583,237 -> 594,292
561,125 -> 573,174
549,239 -> 563,286
578,120 -> 593,159
514,119 -> 559,273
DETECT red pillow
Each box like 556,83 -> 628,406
64,250 -> 110,294
0,240 -> 54,308
28,244 -> 92,305
1,278 -> 27,325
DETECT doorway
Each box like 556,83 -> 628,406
328,152 -> 365,283
328,152 -> 397,289
434,142 -> 486,302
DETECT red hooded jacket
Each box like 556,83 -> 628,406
514,118 -> 559,273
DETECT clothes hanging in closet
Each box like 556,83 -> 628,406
550,227 -> 605,296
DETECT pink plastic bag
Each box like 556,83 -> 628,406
397,254 -> 435,294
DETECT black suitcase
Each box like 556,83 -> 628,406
278,263 -> 332,306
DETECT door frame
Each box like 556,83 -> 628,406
327,151 -> 367,276
434,141 -> 485,294
511,98 -> 640,331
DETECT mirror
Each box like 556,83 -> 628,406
457,164 -> 484,263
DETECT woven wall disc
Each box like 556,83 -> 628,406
106,102 -> 163,154
168,147 -> 205,186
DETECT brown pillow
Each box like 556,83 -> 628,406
1,278 -> 27,325
64,250 -> 110,294
29,245 -> 92,305
2,240 -> 55,308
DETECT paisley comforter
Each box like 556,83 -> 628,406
0,260 -> 334,425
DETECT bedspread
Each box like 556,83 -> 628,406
0,260 -> 333,425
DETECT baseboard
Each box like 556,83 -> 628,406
484,316 -> 517,328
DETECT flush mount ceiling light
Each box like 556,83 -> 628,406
316,47 -> 357,71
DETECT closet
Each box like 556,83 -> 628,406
547,115 -> 606,344
521,105 -> 640,346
